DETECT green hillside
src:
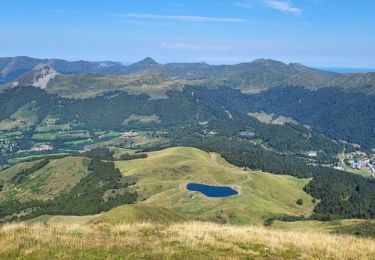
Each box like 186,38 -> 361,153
0,156 -> 137,221
115,147 -> 315,224
28,205 -> 185,225
0,156 -> 89,203
27,214 -> 99,226
272,218 -> 375,238
90,205 -> 186,224
46,73 -> 189,99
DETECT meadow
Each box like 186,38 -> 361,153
0,221 -> 374,259
115,147 -> 315,224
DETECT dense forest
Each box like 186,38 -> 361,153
0,86 -> 343,159
189,86 -> 375,149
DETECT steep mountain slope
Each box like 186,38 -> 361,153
13,64 -> 57,89
122,57 -> 161,74
0,56 -> 42,84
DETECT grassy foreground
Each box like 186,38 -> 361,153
0,222 -> 374,259
272,219 -> 375,238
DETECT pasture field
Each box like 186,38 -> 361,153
28,205 -> 185,225
90,205 -> 186,224
10,101 -> 39,126
123,114 -> 161,125
34,123 -> 71,133
0,120 -> 25,131
31,130 -> 90,141
0,131 -> 23,138
273,219 -> 375,238
115,147 -> 315,224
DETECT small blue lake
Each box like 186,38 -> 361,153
187,182 -> 238,198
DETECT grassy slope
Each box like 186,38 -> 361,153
27,214 -> 99,226
90,205 -> 186,224
28,205 -> 186,225
0,101 -> 39,131
86,131 -> 169,153
0,160 -> 43,182
46,74 -> 187,99
248,111 -> 298,125
10,101 -> 39,123
0,156 -> 89,202
115,147 -> 315,224
0,221 -> 374,259
273,219 -> 375,235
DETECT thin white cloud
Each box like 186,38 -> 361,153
118,13 -> 246,23
236,0 -> 303,16
263,0 -> 303,15
160,42 -> 234,51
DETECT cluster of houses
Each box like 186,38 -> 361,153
307,151 -> 317,157
198,121 -> 217,138
203,129 -> 217,137
30,144 -> 53,152
346,151 -> 375,176
349,160 -> 375,173
121,131 -> 138,138
0,135 -> 22,155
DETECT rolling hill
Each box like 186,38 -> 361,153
90,204 -> 186,224
0,157 -> 88,203
115,147 -> 315,224
28,204 -> 186,225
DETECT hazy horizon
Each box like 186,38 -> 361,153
2,55 -> 375,73
1,0 -> 374,68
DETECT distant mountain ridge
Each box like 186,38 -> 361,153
0,56 -> 124,84
1,56 -> 375,94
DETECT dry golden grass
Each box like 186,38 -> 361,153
0,221 -> 374,259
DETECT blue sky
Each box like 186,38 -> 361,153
0,0 -> 374,67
